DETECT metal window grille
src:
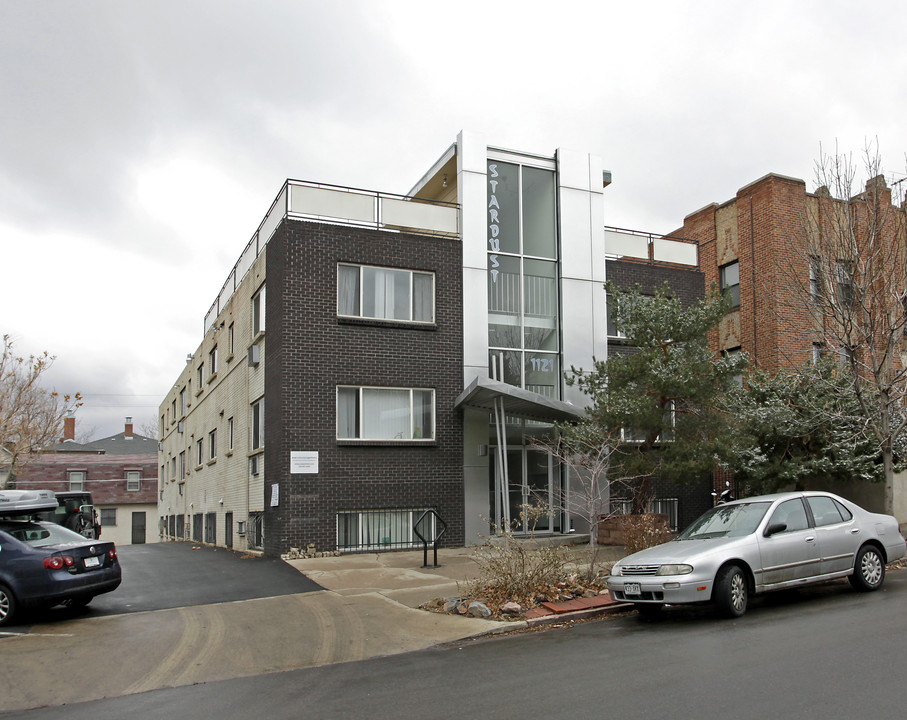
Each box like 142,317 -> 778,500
337,509 -> 435,552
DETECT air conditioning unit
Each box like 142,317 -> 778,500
248,344 -> 261,367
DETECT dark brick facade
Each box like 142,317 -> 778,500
606,257 -> 711,529
262,220 -> 464,555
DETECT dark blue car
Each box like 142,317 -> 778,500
0,519 -> 122,626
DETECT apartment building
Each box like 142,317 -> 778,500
160,131 -> 609,556
671,172 -> 907,518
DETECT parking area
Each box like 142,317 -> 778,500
3,541 -> 323,629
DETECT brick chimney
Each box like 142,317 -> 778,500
62,413 -> 76,442
125,417 -> 133,439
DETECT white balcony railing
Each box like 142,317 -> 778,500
204,181 -> 459,332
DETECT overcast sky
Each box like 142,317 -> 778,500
2,0 -> 906,440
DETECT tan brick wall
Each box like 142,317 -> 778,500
160,250 -> 267,551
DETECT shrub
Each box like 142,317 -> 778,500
621,513 -> 673,555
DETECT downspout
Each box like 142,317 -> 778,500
750,196 -> 758,366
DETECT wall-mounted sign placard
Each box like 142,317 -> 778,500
290,451 -> 319,474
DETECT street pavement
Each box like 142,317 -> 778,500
1,543 -> 564,713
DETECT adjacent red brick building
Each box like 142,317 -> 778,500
14,417 -> 159,545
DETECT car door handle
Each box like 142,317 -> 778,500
850,528 -> 861,534
806,536 -> 816,542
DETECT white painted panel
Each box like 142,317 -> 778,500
604,228 -> 649,260
561,278 -> 605,409
259,186 -> 288,243
289,184 -> 374,224
557,148 -> 592,192
380,197 -> 458,234
559,187 -> 594,281
462,266 -> 489,379
653,238 -> 698,266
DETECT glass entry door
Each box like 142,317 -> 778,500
493,447 -> 555,533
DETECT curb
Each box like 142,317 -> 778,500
524,601 -> 632,627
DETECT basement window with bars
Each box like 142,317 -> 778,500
337,509 -> 435,552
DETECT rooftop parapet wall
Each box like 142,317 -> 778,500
204,181 -> 460,333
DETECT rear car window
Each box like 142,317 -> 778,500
2,522 -> 89,547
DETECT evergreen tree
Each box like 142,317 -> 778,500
568,282 -> 747,512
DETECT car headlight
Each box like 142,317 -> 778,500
656,564 -> 693,576
610,564 -> 621,577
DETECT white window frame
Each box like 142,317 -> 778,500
228,417 -> 234,451
126,470 -> 141,492
252,284 -> 266,335
68,470 -> 86,492
337,263 -> 435,324
209,346 -> 218,377
720,261 -> 740,308
252,397 -> 265,450
336,386 -> 435,441
208,429 -> 217,461
196,438 -> 204,467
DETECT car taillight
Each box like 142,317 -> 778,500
44,555 -> 75,570
108,546 -> 117,560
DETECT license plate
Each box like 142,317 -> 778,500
84,556 -> 100,568
624,582 -> 641,596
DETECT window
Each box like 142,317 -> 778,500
720,261 -> 740,308
171,399 -> 177,422
252,284 -> 266,335
252,398 -> 264,450
836,260 -> 854,307
68,471 -> 86,492
809,256 -> 822,303
179,387 -> 187,416
228,417 -> 234,451
209,346 -> 218,377
722,346 -> 744,386
769,498 -> 809,533
171,456 -> 177,481
179,451 -> 186,480
196,438 -> 204,466
126,471 -> 141,492
806,495 -> 852,527
208,429 -> 217,461
337,509 -> 435,551
100,508 -> 117,527
197,363 -> 204,388
606,293 -> 626,339
812,342 -> 825,365
337,264 -> 434,323
837,344 -> 855,371
336,386 -> 435,441
228,323 -> 235,356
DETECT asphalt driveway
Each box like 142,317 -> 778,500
6,541 -> 323,627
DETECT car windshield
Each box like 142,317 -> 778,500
676,502 -> 771,540
4,522 -> 90,547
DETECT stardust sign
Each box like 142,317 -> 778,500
488,163 -> 501,284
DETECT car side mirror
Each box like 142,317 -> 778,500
764,522 -> 787,537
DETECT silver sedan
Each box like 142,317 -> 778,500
606,491 -> 906,618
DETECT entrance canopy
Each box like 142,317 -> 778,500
454,376 -> 585,423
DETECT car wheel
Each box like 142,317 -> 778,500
0,584 -> 17,627
714,564 -> 748,618
634,603 -> 663,618
849,544 -> 885,592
